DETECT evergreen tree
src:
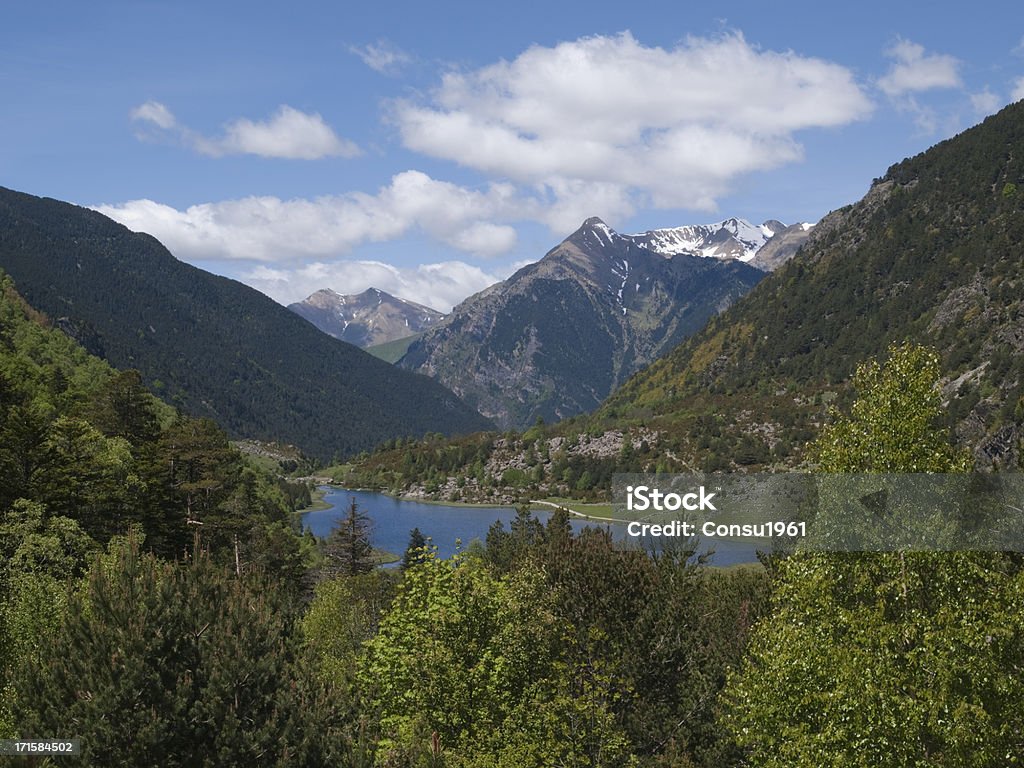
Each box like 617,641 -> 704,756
322,498 -> 374,577
13,533 -> 350,766
486,505 -> 546,573
401,527 -> 428,570
545,505 -> 572,552
32,415 -> 140,543
88,369 -> 162,447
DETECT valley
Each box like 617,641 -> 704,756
3,25 -> 1024,763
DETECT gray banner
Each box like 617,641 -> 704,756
611,473 -> 1024,552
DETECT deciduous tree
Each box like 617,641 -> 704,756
723,344 -> 1024,766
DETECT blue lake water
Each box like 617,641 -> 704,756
301,487 -> 763,567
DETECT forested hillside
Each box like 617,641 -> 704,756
595,100 -> 1024,470
0,188 -> 493,461
0,270 -> 315,564
6,319 -> 1022,764
343,103 -> 1024,503
0,271 -> 333,750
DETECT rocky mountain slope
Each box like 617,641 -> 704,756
289,287 -> 444,347
399,217 -> 766,429
748,222 -> 815,271
0,187 -> 493,460
628,217 -> 811,265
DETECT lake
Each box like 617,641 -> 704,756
301,487 -> 763,567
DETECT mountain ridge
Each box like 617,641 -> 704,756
399,216 -> 767,429
627,216 -> 811,264
289,286 -> 444,348
0,186 -> 493,460
593,101 -> 1024,470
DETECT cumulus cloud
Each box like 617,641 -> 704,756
392,31 -> 872,229
970,88 -> 1000,115
130,101 -> 359,159
214,106 -> 359,159
1013,77 -> 1024,102
242,259 -> 506,311
350,40 -> 412,75
444,222 -> 518,256
93,170 -> 525,263
114,33 -> 882,308
130,100 -> 177,130
878,39 -> 962,97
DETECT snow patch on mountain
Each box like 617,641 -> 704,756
629,218 -> 770,262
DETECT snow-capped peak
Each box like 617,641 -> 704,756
577,216 -> 621,249
626,218 -> 785,263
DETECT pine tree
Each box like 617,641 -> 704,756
323,497 -> 374,577
13,533 -> 350,766
401,527 -> 428,570
88,369 -> 161,448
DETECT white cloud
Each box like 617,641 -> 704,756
350,40 -> 412,75
130,102 -> 359,159
534,179 -> 639,233
878,39 -> 961,97
215,106 -> 359,159
113,33 -> 881,309
93,170 -> 526,263
1012,76 -> 1024,102
392,31 -> 872,230
970,88 -> 1000,115
445,222 -> 518,256
130,100 -> 177,130
243,259 -> 507,312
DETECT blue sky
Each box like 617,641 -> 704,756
3,0 -> 1023,310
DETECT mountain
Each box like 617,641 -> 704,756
398,217 -> 765,430
627,217 -> 811,265
749,222 -> 816,271
289,287 -> 444,348
0,187 -> 493,461
594,100 -> 1024,470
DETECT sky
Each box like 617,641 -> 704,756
3,0 -> 1024,312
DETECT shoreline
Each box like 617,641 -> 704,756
311,483 -> 623,522
527,499 -> 625,524
296,485 -> 333,513
302,485 -> 765,569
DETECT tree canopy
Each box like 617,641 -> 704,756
723,344 -> 1024,766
